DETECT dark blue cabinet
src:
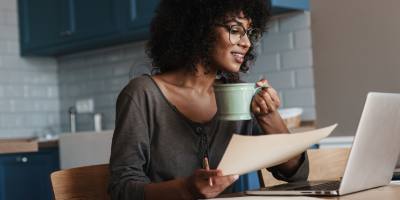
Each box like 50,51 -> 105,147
18,0 -> 63,50
58,0 -> 119,42
18,0 -> 120,55
271,0 -> 310,15
0,148 -> 59,200
18,0 -> 308,56
125,0 -> 159,30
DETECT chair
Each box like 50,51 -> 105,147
258,148 -> 351,187
50,164 -> 111,200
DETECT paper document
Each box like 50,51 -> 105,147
217,124 -> 337,175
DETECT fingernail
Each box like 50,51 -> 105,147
233,175 -> 239,180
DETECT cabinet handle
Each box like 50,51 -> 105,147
60,30 -> 73,37
16,156 -> 29,163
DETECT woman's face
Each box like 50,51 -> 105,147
210,12 -> 252,73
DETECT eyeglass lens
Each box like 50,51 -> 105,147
229,25 -> 261,44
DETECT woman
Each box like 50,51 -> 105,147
109,0 -> 309,199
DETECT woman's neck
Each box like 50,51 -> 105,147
157,64 -> 217,94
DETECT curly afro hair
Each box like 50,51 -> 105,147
146,0 -> 271,81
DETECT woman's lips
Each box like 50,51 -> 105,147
232,52 -> 244,63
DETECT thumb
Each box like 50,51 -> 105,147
256,79 -> 270,88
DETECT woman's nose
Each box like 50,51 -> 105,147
237,34 -> 251,49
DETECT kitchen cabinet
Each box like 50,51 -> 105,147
124,0 -> 159,30
0,147 -> 59,200
18,0 -> 307,56
18,0 -> 120,55
18,0 -> 62,50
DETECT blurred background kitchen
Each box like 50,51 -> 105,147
0,0 -> 399,199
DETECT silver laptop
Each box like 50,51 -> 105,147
246,92 -> 400,196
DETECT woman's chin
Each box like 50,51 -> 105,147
222,64 -> 242,73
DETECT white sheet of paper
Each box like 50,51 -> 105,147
217,124 -> 337,175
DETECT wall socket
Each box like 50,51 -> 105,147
75,98 -> 94,113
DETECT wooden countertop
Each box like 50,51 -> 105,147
0,138 -> 38,154
0,137 -> 59,154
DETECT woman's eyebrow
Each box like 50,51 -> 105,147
225,19 -> 244,26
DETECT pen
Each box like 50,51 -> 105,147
203,156 -> 213,186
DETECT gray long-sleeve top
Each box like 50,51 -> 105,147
108,75 -> 309,200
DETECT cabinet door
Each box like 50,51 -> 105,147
126,0 -> 159,29
18,0 -> 64,50
60,0 -> 119,42
0,149 -> 59,200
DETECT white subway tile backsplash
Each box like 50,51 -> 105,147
6,41 -> 19,54
266,71 -> 295,89
0,114 -> 23,128
91,65 -> 114,80
28,86 -> 50,98
47,86 -> 59,98
0,0 -> 17,12
0,13 -> 5,25
5,85 -> 24,97
95,93 -> 117,108
262,32 -> 293,53
85,52 -> 106,66
87,80 -> 107,94
266,19 -> 279,33
283,89 -> 315,107
0,25 -> 18,40
5,11 -> 17,26
294,29 -> 312,49
295,68 -> 314,87
123,41 -> 147,59
110,76 -> 130,92
26,114 -> 47,128
0,86 -> 4,97
112,60 -> 133,76
47,113 -> 61,126
103,49 -> 124,63
301,107 -> 316,121
0,100 -> 8,112
279,12 -> 310,32
0,41 -> 7,54
281,49 -> 313,69
254,53 -> 280,72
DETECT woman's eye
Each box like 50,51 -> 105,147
230,27 -> 243,35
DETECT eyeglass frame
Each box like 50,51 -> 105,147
214,23 -> 262,45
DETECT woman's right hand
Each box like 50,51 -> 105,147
184,169 -> 239,199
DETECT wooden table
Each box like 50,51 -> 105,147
218,184 -> 400,200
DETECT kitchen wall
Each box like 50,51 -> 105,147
0,0 -> 60,138
57,11 -> 315,133
311,0 -> 400,136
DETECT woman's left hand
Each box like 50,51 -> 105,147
251,79 -> 281,115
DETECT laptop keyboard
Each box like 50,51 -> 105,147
265,180 -> 341,191
293,181 -> 341,191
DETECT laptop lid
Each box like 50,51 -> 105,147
245,92 -> 400,196
339,92 -> 400,195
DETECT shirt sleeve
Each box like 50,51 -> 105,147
252,120 -> 310,182
108,91 -> 151,200
267,152 -> 309,182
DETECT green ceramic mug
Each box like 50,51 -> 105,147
214,83 -> 268,121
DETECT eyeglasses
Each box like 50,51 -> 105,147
215,23 -> 262,45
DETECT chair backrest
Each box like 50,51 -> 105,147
51,164 -> 110,200
258,148 -> 351,187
